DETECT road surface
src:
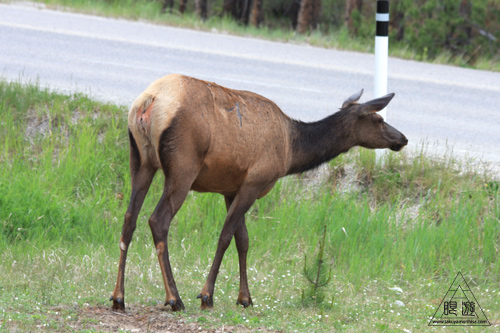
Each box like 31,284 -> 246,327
1,3 -> 499,167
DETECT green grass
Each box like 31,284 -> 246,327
20,0 -> 499,72
1,80 -> 499,331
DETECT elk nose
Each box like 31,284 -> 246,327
401,134 -> 408,146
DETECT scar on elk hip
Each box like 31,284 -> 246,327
138,99 -> 155,132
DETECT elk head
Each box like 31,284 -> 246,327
343,89 -> 408,152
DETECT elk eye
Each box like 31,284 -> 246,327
378,118 -> 384,124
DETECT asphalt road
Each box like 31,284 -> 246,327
1,3 -> 499,166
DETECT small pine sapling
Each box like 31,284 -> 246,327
301,225 -> 333,307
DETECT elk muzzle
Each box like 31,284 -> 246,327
384,122 -> 408,151
389,130 -> 408,152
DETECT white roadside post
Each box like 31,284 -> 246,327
375,0 -> 389,161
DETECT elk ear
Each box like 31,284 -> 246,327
342,89 -> 364,108
357,93 -> 395,115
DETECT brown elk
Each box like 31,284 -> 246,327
110,73 -> 408,311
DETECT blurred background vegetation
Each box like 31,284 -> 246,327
157,0 -> 500,66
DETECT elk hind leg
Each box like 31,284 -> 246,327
148,180 -> 191,311
111,132 -> 156,310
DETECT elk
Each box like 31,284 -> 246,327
110,73 -> 408,311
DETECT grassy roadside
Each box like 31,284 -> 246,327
12,0 -> 499,72
1,80 -> 499,331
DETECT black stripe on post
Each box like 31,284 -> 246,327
376,0 -> 389,37
377,0 -> 389,13
376,21 -> 389,37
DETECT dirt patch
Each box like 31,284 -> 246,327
72,305 -> 272,332
25,113 -> 52,142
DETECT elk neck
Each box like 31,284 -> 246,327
287,110 -> 355,175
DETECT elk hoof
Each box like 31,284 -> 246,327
165,298 -> 185,312
110,296 -> 125,311
197,293 -> 213,309
236,297 -> 253,308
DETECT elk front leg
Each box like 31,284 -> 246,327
234,220 -> 253,307
224,196 -> 252,308
111,167 -> 155,310
198,188 -> 258,309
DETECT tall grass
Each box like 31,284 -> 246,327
0,81 -> 127,246
1,80 -> 499,331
